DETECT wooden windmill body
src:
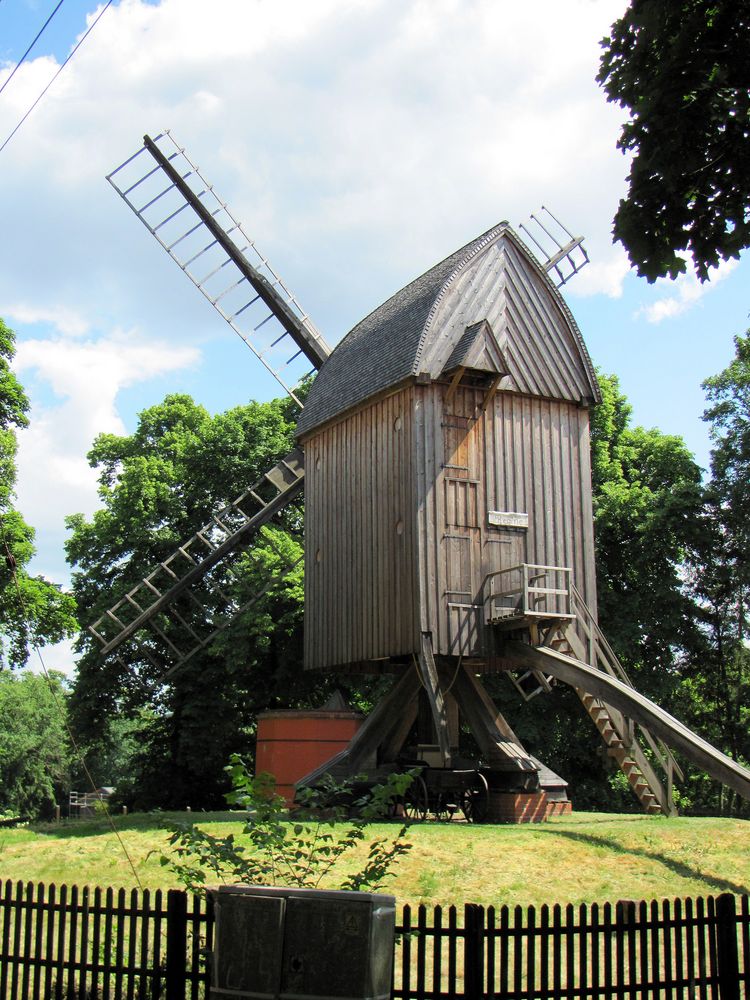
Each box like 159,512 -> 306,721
289,223 -> 599,812
94,134 -> 750,820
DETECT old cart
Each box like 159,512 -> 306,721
402,766 -> 490,823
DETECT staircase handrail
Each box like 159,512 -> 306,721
484,564 -> 572,623
569,583 -> 684,784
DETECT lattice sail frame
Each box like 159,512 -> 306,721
88,449 -> 306,675
107,131 -> 330,405
91,132 -> 334,673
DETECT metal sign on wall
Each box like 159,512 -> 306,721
488,511 -> 529,530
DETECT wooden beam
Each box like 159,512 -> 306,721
451,665 -> 537,772
380,696 -> 419,762
296,669 -> 422,787
498,639 -> 750,801
480,372 -> 504,413
416,634 -> 451,765
444,366 -> 465,408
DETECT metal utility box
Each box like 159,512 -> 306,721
209,885 -> 396,1000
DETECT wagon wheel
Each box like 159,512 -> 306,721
433,792 -> 458,823
403,773 -> 429,821
461,771 -> 489,824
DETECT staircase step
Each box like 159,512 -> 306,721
567,603 -> 676,819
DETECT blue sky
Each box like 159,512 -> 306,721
1,1 -> 748,673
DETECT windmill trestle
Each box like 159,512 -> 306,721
297,562 -> 682,821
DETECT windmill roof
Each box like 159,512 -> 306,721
296,222 -> 597,437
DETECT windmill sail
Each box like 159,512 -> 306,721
107,131 -> 331,404
89,448 -> 306,673
517,206 -> 589,288
94,132 -> 334,672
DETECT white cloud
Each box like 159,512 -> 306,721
637,258 -> 740,324
14,332 -> 200,545
3,302 -> 91,337
568,247 -> 631,301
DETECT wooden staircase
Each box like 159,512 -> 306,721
579,692 -> 663,814
484,567 -> 682,816
542,599 -> 681,817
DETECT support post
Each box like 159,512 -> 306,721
464,904 -> 485,999
166,889 -> 188,1000
416,633 -> 451,765
716,893 -> 740,1000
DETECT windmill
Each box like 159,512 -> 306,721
91,131 -> 750,822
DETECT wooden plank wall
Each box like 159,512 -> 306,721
303,386 -> 418,671
303,234 -> 599,673
420,237 -> 596,406
415,382 -> 597,661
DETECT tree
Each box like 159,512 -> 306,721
66,393 -> 337,809
676,333 -> 750,814
701,331 -> 750,642
0,670 -> 71,819
598,1 -> 750,281
590,373 -> 706,697
0,319 -> 77,668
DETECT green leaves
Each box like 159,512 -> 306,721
65,389 -> 326,809
163,755 -> 414,895
591,372 -> 705,689
0,671 -> 71,819
598,1 -> 750,281
0,319 -> 77,669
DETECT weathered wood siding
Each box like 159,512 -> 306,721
420,237 -> 596,406
415,382 -> 597,662
303,386 -> 419,671
301,229 -> 599,673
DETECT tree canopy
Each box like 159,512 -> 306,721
590,372 -> 705,695
67,393 -> 337,809
0,319 -> 77,668
0,670 -> 71,819
675,333 -> 750,812
598,1 -> 750,281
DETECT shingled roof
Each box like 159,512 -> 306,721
296,222 -> 598,437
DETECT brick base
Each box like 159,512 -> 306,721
486,791 -> 572,823
545,799 -> 572,818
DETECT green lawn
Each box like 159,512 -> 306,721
1,811 -> 748,908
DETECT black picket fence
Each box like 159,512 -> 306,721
394,896 -> 749,999
0,882 -> 211,999
0,879 -> 748,998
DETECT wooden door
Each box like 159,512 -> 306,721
442,392 -> 483,655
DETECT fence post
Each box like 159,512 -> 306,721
166,889 -> 188,1000
715,893 -> 740,1000
464,904 -> 484,999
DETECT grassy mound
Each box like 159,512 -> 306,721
0,811 -> 747,907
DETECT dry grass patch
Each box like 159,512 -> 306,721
0,811 -> 747,907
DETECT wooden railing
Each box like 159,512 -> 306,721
394,893 -> 749,998
483,564 -> 573,626
569,582 -> 684,795
0,881 -> 211,999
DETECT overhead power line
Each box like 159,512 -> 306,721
0,0 -> 113,156
0,0 -> 66,99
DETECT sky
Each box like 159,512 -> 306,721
1,0 -> 748,675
